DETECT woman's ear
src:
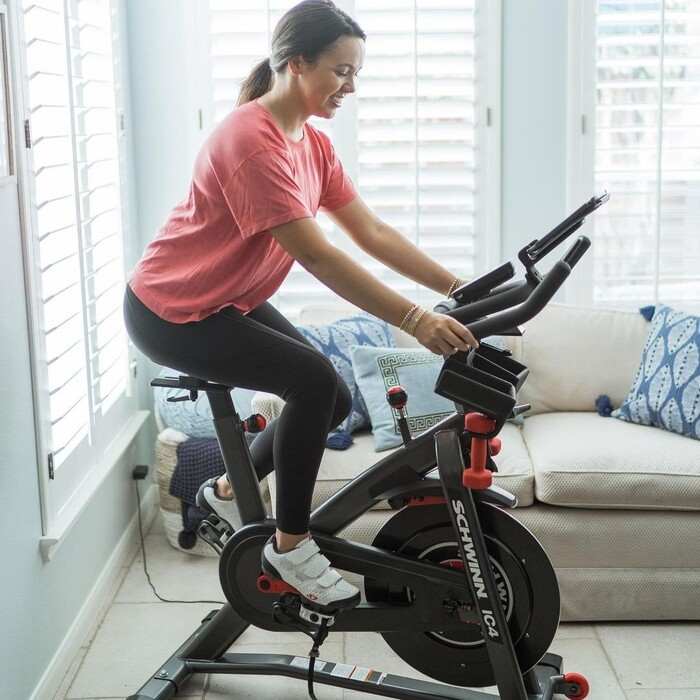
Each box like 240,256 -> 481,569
287,55 -> 306,76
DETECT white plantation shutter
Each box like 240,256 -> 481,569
18,0 -> 132,536
591,0 -> 700,307
355,0 -> 479,310
204,0 -> 489,321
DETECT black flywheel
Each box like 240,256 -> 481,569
364,502 -> 560,688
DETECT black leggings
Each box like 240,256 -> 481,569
123,285 -> 352,534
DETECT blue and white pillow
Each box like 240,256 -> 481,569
350,346 -> 455,451
613,304 -> 700,440
296,314 -> 396,434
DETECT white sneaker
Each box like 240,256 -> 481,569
195,477 -> 242,531
262,535 -> 360,611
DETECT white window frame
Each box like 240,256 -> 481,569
6,0 -> 146,560
187,0 -> 503,317
565,0 -> 597,307
565,0 -> 700,310
0,4 -> 12,180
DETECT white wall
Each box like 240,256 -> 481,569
501,0 -> 569,261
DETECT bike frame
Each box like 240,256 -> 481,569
128,379 -> 566,700
207,382 -> 546,698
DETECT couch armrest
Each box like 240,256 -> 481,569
251,391 -> 286,422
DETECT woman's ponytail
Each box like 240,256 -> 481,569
237,57 -> 274,106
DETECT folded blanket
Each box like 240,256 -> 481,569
170,437 -> 227,506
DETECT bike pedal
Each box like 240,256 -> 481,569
298,602 -> 335,628
197,515 -> 233,555
269,590 -> 337,632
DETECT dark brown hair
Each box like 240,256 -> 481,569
237,0 -> 365,106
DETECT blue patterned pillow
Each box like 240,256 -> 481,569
612,305 -> 700,439
296,314 -> 396,433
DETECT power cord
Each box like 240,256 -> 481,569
133,473 -> 225,605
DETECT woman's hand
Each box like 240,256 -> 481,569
412,311 -> 479,357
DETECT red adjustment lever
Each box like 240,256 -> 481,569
243,414 -> 267,433
257,574 -> 298,595
463,412 -> 497,490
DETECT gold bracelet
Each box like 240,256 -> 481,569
402,304 -> 420,331
406,307 -> 427,336
399,303 -> 419,332
446,277 -> 462,297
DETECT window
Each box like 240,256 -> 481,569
200,0 -> 500,320
16,0 -> 135,543
1,6 -> 11,177
568,0 -> 700,308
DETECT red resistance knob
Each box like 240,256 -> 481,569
386,385 -> 407,410
462,412 -> 501,490
243,413 -> 267,433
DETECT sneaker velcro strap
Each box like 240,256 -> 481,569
302,553 -> 331,579
284,538 -> 321,566
318,568 -> 342,588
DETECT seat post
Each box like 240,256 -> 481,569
205,389 -> 266,525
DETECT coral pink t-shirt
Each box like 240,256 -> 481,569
129,99 -> 357,323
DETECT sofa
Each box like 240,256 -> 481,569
249,302 -> 700,622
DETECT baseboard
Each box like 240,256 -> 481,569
31,482 -> 159,700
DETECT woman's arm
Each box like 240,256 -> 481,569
268,217 -> 477,355
269,218 -> 416,326
326,197 -> 465,296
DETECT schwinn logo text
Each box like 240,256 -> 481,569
451,498 -> 501,640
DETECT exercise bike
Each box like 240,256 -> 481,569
128,193 -> 609,700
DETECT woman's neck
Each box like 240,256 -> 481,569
257,89 -> 309,142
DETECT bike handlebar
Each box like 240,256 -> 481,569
437,235 -> 592,340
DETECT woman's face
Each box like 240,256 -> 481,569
297,36 -> 365,119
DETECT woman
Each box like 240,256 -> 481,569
124,0 -> 477,612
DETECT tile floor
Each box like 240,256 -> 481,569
55,515 -> 700,700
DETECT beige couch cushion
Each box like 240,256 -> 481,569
505,304 -> 649,415
511,505 -> 700,621
524,412 -> 700,510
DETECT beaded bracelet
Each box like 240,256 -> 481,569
399,303 -> 420,332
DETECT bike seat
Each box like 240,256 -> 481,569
150,375 -> 234,393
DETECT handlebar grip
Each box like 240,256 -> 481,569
563,236 -> 591,268
465,260 -> 572,339
434,297 -> 459,314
